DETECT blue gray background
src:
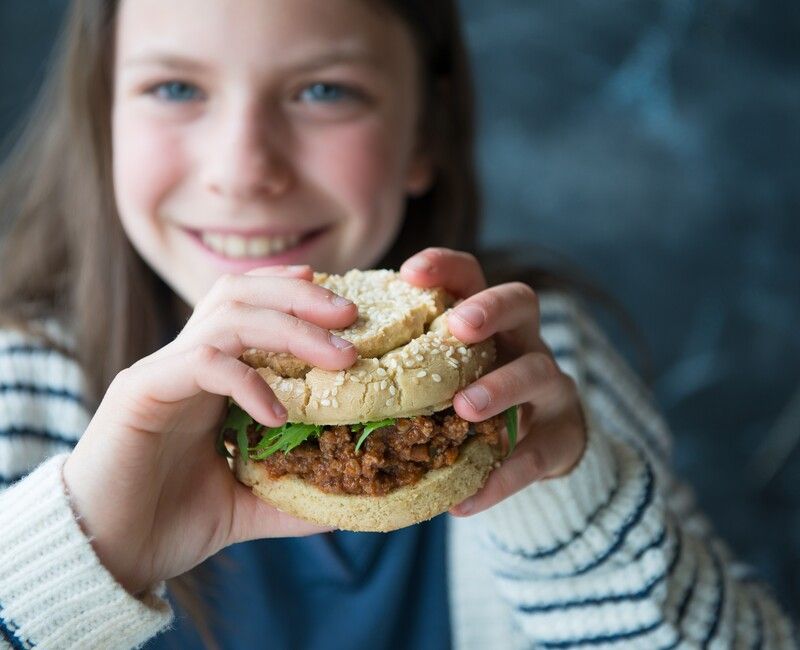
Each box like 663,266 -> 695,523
1,1 -> 798,614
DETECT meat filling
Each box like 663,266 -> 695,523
250,410 -> 504,496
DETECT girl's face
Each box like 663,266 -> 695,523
112,0 -> 432,305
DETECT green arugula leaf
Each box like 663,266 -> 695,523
237,426 -> 250,463
504,404 -> 519,456
249,423 -> 324,460
216,402 -> 253,459
355,418 -> 396,452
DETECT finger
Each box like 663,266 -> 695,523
446,283 -> 542,353
115,344 -> 290,428
231,483 -> 334,544
182,302 -> 358,370
399,247 -> 487,297
449,414 -> 585,517
189,273 -> 357,329
453,351 -> 569,423
245,264 -> 313,280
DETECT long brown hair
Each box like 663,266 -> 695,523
0,0 -> 490,645
0,0 -> 484,403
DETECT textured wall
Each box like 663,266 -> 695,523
458,0 -> 800,612
1,0 -> 798,612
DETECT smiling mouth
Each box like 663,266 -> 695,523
192,227 -> 326,259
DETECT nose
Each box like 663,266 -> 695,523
203,103 -> 292,201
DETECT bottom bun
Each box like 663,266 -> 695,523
234,438 -> 499,532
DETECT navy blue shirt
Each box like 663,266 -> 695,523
144,515 -> 451,649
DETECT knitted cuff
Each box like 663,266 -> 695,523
475,420 -> 619,553
0,454 -> 173,649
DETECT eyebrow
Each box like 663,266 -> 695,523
123,44 -> 381,74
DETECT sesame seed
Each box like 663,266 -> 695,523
386,398 -> 394,406
430,349 -> 440,355
445,349 -> 454,357
481,351 -> 488,359
416,370 -> 427,378
321,399 -> 331,407
333,399 -> 339,408
377,367 -> 387,376
322,389 -> 330,399
380,380 -> 387,390
389,385 -> 397,396
432,374 -> 442,382
415,354 -> 424,362
457,346 -> 467,355
461,356 -> 470,363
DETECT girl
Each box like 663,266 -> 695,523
0,0 -> 794,648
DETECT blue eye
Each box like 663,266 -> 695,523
152,81 -> 201,103
299,83 -> 350,103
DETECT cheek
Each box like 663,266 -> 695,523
303,121 -> 409,220
112,110 -> 187,221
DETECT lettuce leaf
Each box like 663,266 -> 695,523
216,401 -> 251,459
504,404 -> 518,456
215,402 -> 396,461
354,418 -> 397,452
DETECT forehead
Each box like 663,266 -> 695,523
116,0 -> 416,75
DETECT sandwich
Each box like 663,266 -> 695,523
219,269 -> 516,532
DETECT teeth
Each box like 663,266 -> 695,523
201,233 -> 301,259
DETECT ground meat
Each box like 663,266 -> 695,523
250,409 -> 505,496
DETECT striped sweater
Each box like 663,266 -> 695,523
0,294 -> 796,649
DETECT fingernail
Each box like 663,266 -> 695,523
329,334 -> 355,350
456,498 -> 474,515
405,257 -> 432,273
272,402 -> 287,419
453,305 -> 485,328
331,295 -> 354,308
460,385 -> 491,412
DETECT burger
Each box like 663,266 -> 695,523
219,269 -> 515,532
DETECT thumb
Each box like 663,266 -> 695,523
229,482 -> 334,544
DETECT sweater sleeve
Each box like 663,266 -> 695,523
0,325 -> 173,649
472,295 -> 798,648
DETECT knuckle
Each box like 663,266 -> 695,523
110,366 -> 133,391
421,246 -> 448,259
478,290 -> 501,317
286,314 -> 319,340
531,352 -> 561,383
215,298 -> 242,316
560,372 -> 579,395
191,343 -> 221,365
242,365 -> 267,391
520,445 -> 547,480
215,273 -> 239,295
508,281 -> 538,307
458,250 -> 479,266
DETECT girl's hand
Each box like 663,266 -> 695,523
400,248 -> 587,516
63,265 -> 359,596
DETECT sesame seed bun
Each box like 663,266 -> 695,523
241,269 -> 496,425
233,269 -> 500,531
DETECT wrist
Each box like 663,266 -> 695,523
62,450 -> 152,596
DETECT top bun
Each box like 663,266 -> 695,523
242,269 -> 495,425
